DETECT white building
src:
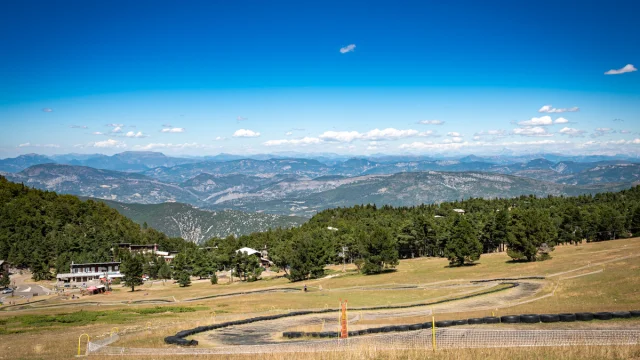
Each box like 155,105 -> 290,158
56,261 -> 123,285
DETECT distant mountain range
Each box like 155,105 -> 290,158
4,160 -> 638,216
91,199 -> 305,243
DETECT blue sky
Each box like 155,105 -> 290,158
1,0 -> 639,157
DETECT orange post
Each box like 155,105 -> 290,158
340,299 -> 348,338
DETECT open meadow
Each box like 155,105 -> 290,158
1,237 -> 639,359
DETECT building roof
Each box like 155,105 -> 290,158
453,209 -> 465,213
0,260 -> 5,266
236,247 -> 260,256
71,261 -> 120,267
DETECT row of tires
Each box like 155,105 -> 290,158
283,310 -> 640,339
470,276 -> 545,283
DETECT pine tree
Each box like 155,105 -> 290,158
445,215 -> 483,266
158,262 -> 172,280
122,254 -> 144,292
0,268 -> 9,288
177,271 -> 191,287
361,226 -> 399,274
507,209 -> 557,261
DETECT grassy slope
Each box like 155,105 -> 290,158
1,238 -> 639,359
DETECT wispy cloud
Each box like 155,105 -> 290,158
88,139 -> 127,148
106,123 -> 124,127
319,128 -> 427,142
233,129 -> 261,138
538,105 -> 579,113
604,64 -> 637,75
18,142 -> 59,148
263,137 -> 322,146
133,143 -> 214,151
558,127 -> 586,138
620,130 -> 632,134
554,117 -> 569,124
511,126 -> 553,137
214,136 -> 227,141
42,108 -> 53,112
591,128 -> 615,138
285,131 -> 293,136
340,44 -> 356,54
92,131 -> 104,135
447,132 -> 462,137
161,127 -> 185,133
418,120 -> 445,125
236,116 -> 248,122
112,126 -> 123,133
69,125 -> 88,129
613,118 -> 624,122
473,130 -> 506,140
162,123 -> 172,127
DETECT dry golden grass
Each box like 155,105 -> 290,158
1,238 -> 639,359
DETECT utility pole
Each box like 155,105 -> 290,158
342,246 -> 348,272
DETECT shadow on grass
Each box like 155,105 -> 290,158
444,262 -> 479,268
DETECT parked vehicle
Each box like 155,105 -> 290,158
1,288 -> 13,294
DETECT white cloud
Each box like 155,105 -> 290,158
285,131 -> 293,136
133,143 -> 211,150
367,141 -> 388,151
444,137 -> 463,143
518,116 -> 554,126
236,116 -> 248,121
263,137 -> 322,146
604,64 -> 637,75
620,130 -> 632,134
558,127 -> 586,137
418,130 -> 438,137
125,131 -> 148,138
42,108 -> 53,112
161,127 -> 186,133
106,123 -> 124,127
538,105 -> 580,113
511,126 -> 553,137
319,128 -> 424,142
632,139 -> 640,144
112,126 -> 123,133
319,130 -> 362,142
555,117 -> 569,124
418,120 -> 445,125
92,139 -> 126,148
447,132 -> 462,137
70,125 -> 88,129
214,136 -> 227,141
362,128 -> 419,141
473,130 -> 506,141
591,128 -> 615,137
162,123 -> 172,127
339,44 -> 356,54
18,142 -> 59,148
92,132 -> 104,135
233,129 -> 260,138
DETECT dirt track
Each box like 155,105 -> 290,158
197,280 -> 545,346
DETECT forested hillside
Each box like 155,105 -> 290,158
0,176 -> 187,278
199,185 -> 640,280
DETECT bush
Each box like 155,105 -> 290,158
210,273 -> 218,285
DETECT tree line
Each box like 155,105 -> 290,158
2,175 -> 640,285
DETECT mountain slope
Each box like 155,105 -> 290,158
95,199 -> 306,243
4,164 -> 200,204
205,171 -> 635,215
0,154 -> 55,172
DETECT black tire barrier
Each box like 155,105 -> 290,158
575,312 -> 594,321
612,311 -> 631,319
594,312 -> 613,320
467,318 -> 484,325
409,324 -> 423,331
381,326 -> 393,333
453,319 -> 468,326
358,329 -> 368,336
435,320 -> 453,328
369,327 -> 381,333
500,315 -> 520,324
165,282 -> 521,345
520,314 -> 540,324
421,322 -> 433,329
630,310 -> 640,318
559,313 -> 576,322
540,314 -> 560,323
483,316 -> 500,324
